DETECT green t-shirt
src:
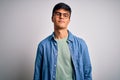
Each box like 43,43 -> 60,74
55,37 -> 73,80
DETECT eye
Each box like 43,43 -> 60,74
54,12 -> 70,18
55,12 -> 61,16
63,13 -> 69,17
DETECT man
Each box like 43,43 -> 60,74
34,2 -> 92,80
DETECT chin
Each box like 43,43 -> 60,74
58,25 -> 66,28
55,26 -> 66,30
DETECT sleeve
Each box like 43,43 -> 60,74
82,41 -> 92,80
33,43 -> 43,80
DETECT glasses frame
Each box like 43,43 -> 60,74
54,12 -> 70,19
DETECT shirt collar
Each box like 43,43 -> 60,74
50,30 -> 74,42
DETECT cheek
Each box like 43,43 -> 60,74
66,20 -> 70,25
52,18 -> 58,23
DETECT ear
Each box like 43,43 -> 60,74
51,16 -> 54,22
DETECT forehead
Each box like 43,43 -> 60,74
55,9 -> 69,13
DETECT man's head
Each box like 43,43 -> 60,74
52,2 -> 72,18
52,3 -> 72,30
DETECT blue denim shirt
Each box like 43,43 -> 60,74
34,31 -> 92,80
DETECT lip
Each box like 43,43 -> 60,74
58,21 -> 65,23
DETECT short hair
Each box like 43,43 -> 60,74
52,2 -> 72,17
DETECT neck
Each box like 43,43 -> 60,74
54,29 -> 68,39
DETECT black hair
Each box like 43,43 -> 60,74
52,2 -> 72,17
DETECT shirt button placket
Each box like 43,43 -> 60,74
53,54 -> 57,80
53,42 -> 57,80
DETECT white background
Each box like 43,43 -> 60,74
0,0 -> 120,80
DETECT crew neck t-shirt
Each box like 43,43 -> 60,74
55,37 -> 73,80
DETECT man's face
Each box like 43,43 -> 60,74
52,9 -> 70,30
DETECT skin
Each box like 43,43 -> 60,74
52,9 -> 70,39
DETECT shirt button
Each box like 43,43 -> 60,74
53,76 -> 55,78
54,65 -> 56,67
54,43 -> 57,46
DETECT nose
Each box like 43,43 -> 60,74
60,14 -> 64,19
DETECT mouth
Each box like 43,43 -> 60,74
58,21 -> 65,23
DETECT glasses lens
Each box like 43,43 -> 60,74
54,12 -> 69,18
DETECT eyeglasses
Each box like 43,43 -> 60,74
54,12 -> 70,18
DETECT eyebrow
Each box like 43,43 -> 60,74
55,12 -> 69,14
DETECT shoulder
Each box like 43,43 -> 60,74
38,34 -> 53,47
69,32 -> 86,44
71,33 -> 88,49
